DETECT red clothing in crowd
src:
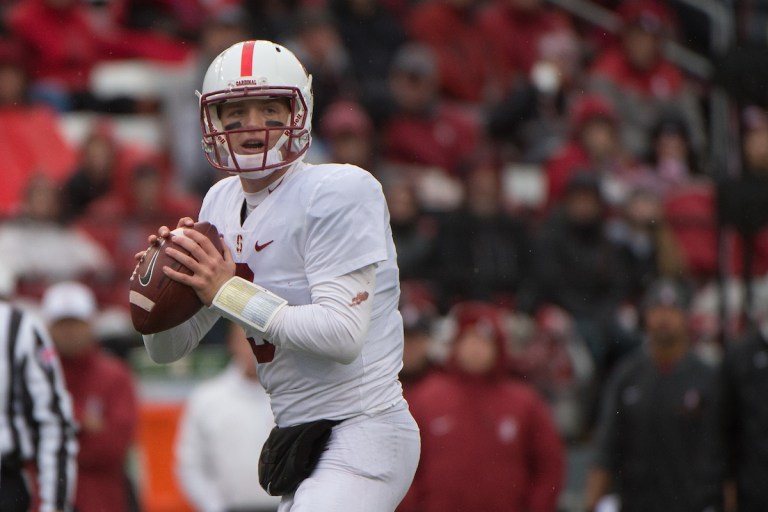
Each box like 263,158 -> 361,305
590,46 -> 684,99
544,94 -> 645,207
399,303 -> 565,512
586,1 -> 706,158
478,0 -> 573,89
60,346 -> 138,512
403,374 -> 565,512
406,1 -> 493,104
382,106 -> 481,176
0,105 -> 76,215
7,0 -> 189,91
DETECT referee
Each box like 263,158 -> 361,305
0,290 -> 78,512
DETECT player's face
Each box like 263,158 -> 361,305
218,98 -> 292,155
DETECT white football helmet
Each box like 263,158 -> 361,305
198,40 -> 313,178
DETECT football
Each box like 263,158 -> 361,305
129,221 -> 223,335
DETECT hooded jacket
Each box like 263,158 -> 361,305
399,303 -> 564,512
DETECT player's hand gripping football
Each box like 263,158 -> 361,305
138,217 -> 236,306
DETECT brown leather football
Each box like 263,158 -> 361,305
129,221 -> 223,335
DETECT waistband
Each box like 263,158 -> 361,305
336,398 -> 409,428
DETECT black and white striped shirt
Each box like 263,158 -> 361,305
0,301 -> 77,512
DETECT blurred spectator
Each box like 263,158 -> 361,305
432,161 -> 531,312
544,93 -> 646,207
283,6 -> 356,123
77,159 -> 200,305
160,2 -> 250,197
6,0 -> 189,112
118,0 -> 206,40
0,38 -> 27,106
398,288 -> 439,396
641,110 -> 702,197
584,278 -> 724,512
41,280 -> 138,512
735,0 -> 768,45
486,28 -> 584,164
663,179 -> 720,282
718,106 -> 768,316
399,302 -> 565,512
384,177 -> 438,283
586,0 -> 706,160
518,173 -> 632,373
60,120 -> 120,222
608,188 -> 688,301
380,43 -> 482,181
317,99 -> 376,169
0,275 -> 77,512
175,322 -> 280,512
0,174 -> 113,296
329,0 -> 406,108
242,0 -> 303,47
405,0 -> 496,105
477,0 -> 574,93
512,306 -> 597,441
0,38 -> 77,215
722,285 -> 768,512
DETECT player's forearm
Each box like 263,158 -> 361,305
267,265 -> 375,364
142,307 -> 219,363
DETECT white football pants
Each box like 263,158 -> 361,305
278,400 -> 421,512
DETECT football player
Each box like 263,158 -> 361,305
140,40 -> 420,511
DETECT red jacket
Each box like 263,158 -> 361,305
400,304 -> 565,512
406,2 -> 493,103
402,373 -> 565,512
60,346 -> 138,512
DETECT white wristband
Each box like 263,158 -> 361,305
210,276 -> 288,334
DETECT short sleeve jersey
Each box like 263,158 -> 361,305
199,162 -> 405,426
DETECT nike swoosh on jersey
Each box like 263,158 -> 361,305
138,242 -> 163,287
254,240 -> 274,252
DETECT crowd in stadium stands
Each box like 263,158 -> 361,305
1,0 -> 768,510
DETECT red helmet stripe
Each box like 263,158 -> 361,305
240,41 -> 255,77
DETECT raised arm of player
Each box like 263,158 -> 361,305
265,264 -> 375,364
142,264 -> 375,366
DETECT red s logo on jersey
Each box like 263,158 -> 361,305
235,234 -> 243,256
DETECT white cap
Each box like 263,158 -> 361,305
41,281 -> 97,323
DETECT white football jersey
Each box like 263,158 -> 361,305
199,162 -> 405,426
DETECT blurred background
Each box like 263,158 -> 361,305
0,0 -> 767,511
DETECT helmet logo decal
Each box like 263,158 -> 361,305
235,78 -> 268,86
240,40 -> 256,77
200,41 -> 313,176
